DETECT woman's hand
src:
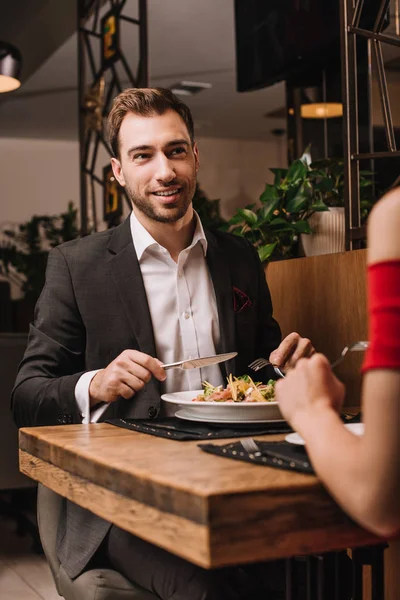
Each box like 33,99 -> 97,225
275,353 -> 345,431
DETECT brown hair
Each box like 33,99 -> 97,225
107,87 -> 195,158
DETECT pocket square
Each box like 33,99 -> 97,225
233,286 -> 253,312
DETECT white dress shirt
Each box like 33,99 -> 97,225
75,210 -> 224,422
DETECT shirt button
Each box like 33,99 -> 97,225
178,269 -> 183,277
184,311 -> 190,320
148,406 -> 158,419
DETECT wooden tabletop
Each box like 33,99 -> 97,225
19,423 -> 382,568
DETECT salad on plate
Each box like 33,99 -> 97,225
192,374 -> 276,403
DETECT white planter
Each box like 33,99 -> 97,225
301,207 -> 345,257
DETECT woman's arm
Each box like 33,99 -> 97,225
275,189 -> 400,538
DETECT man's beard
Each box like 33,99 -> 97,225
125,180 -> 196,224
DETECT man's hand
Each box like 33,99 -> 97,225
89,350 -> 166,408
269,332 -> 314,371
275,353 -> 345,431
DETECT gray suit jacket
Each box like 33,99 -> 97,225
12,215 -> 281,578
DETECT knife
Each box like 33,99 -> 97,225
162,352 -> 237,371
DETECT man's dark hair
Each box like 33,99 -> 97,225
107,87 -> 195,158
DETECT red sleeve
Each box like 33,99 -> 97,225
362,261 -> 400,372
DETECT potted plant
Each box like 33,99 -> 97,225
0,202 -> 79,331
226,148 -> 327,263
301,156 -> 375,256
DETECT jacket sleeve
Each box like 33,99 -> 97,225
12,247 -> 86,427
249,241 -> 282,378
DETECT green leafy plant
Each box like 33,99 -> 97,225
227,148 -> 376,263
0,202 -> 79,301
307,157 -> 375,221
227,148 -> 327,263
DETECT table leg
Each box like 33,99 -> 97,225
352,543 -> 388,600
285,557 -> 297,600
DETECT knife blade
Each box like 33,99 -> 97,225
162,352 -> 237,371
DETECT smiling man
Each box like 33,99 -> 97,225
113,111 -> 197,224
12,88 -> 314,599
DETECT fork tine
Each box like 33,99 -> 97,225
240,437 -> 259,453
248,359 -> 261,369
331,341 -> 369,369
248,358 -> 270,371
350,341 -> 369,351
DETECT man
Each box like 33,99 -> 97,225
12,88 -> 314,599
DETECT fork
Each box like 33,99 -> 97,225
248,359 -> 285,378
249,341 -> 369,377
329,341 -> 369,368
240,437 -> 263,456
241,437 -> 288,461
240,437 -> 311,470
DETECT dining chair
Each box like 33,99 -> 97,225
37,483 -> 157,600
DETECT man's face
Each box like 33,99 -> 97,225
111,109 -> 199,224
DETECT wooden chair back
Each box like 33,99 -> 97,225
266,249 -> 368,406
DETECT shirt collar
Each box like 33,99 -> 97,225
130,209 -> 207,261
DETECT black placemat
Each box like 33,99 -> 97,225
105,417 -> 293,441
342,412 -> 362,423
198,440 -> 314,474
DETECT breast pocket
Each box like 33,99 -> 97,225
235,306 -> 256,326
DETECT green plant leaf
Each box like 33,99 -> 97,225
269,218 -> 288,226
309,202 -> 329,212
269,168 -> 288,185
292,220 -> 312,234
259,183 -> 279,205
237,208 -> 258,225
286,159 -> 307,183
314,178 -> 334,192
258,195 -> 280,221
285,184 -> 309,213
228,213 -> 247,225
311,158 -> 341,169
258,243 -> 277,263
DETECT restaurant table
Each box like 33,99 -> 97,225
19,423 -> 387,599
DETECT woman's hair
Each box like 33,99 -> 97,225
107,87 -> 195,158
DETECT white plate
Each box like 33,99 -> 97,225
161,390 -> 282,422
175,408 -> 286,425
285,422 -> 365,445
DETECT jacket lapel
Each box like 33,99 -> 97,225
205,230 -> 236,378
107,217 -> 157,359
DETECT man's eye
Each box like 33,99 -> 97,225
134,153 -> 150,161
170,147 -> 186,156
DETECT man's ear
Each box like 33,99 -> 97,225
111,157 -> 126,187
193,142 -> 200,173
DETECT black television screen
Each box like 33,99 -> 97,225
234,0 -> 386,92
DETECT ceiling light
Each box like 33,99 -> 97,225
170,81 -> 212,96
301,102 -> 343,119
0,42 -> 22,93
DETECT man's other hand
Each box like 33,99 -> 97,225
89,350 -> 166,407
269,332 -> 315,371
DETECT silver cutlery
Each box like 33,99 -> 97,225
249,341 -> 369,377
240,437 -> 264,456
240,437 -> 310,470
162,352 -> 237,371
247,358 -> 285,378
240,437 -> 289,462
329,341 -> 369,368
